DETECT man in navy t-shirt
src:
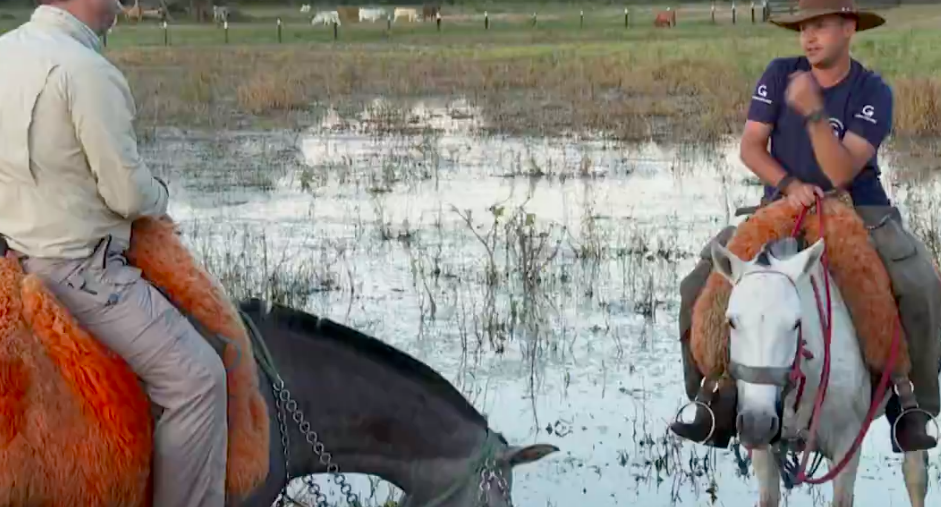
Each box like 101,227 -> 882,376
671,0 -> 940,454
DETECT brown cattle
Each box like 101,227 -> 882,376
337,6 -> 360,23
654,10 -> 675,28
422,4 -> 441,21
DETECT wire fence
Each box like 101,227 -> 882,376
95,1 -> 891,47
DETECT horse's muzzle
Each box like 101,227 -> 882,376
737,410 -> 780,447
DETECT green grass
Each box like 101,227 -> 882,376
3,3 -> 940,140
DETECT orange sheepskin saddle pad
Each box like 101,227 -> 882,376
690,197 -> 912,379
0,217 -> 269,507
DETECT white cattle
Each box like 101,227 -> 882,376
311,10 -> 340,26
300,4 -> 311,13
212,5 -> 229,25
393,7 -> 419,22
359,7 -> 386,22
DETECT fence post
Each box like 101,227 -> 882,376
436,11 -> 441,31
387,15 -> 392,32
484,11 -> 489,30
532,12 -> 537,27
333,20 -> 338,40
277,18 -> 282,43
163,20 -> 169,45
751,2 -> 756,23
580,10 -> 584,29
624,7 -> 630,28
224,20 -> 228,44
732,2 -> 737,24
711,2 -> 716,24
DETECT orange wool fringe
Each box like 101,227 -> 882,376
690,197 -> 911,379
0,217 -> 269,506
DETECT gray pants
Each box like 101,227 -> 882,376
678,205 -> 941,418
20,237 -> 228,507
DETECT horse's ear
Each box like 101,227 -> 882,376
785,237 -> 826,280
711,241 -> 745,284
800,237 -> 824,275
498,444 -> 560,467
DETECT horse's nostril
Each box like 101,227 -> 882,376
768,415 -> 780,437
737,411 -> 780,444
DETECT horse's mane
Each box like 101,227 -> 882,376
755,237 -> 802,266
240,298 -> 492,431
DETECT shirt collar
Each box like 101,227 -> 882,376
30,5 -> 102,53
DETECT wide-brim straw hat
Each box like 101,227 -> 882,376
769,0 -> 886,32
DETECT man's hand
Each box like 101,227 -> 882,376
783,180 -> 824,208
786,71 -> 824,118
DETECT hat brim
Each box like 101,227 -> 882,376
769,9 -> 885,32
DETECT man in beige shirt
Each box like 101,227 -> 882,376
0,2 -> 228,506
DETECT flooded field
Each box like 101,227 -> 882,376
141,99 -> 941,507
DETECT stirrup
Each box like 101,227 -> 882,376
672,377 -> 720,445
890,379 -> 940,451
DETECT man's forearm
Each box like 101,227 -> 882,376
805,119 -> 857,188
740,141 -> 791,187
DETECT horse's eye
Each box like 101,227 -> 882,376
728,318 -> 736,330
793,320 -> 801,330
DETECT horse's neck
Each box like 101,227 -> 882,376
795,262 -> 871,422
253,310 -> 490,495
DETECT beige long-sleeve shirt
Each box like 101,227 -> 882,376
0,6 -> 168,260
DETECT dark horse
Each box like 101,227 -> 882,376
226,298 -> 559,507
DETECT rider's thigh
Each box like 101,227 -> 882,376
32,253 -> 227,408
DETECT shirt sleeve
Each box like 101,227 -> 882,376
847,76 -> 893,149
747,59 -> 785,125
64,62 -> 169,220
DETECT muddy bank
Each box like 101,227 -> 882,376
116,47 -> 941,144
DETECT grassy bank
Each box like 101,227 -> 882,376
3,3 -> 941,142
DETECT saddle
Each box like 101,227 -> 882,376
0,217 -> 269,506
690,196 -> 912,379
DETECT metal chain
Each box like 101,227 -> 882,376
273,379 -> 329,507
272,378 -> 362,507
476,458 -> 512,507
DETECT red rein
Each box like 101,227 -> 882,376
785,196 -> 903,486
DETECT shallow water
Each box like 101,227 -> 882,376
142,99 -> 941,507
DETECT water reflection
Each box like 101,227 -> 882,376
140,99 -> 941,506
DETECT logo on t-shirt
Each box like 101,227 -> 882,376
854,105 -> 877,125
828,117 -> 844,138
752,84 -> 772,105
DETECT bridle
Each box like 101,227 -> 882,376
725,196 -> 905,488
726,268 -> 815,416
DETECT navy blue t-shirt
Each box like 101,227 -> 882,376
748,57 -> 893,206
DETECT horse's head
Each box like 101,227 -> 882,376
711,237 -> 826,448
398,433 -> 559,507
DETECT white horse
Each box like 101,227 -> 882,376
711,236 -> 929,507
